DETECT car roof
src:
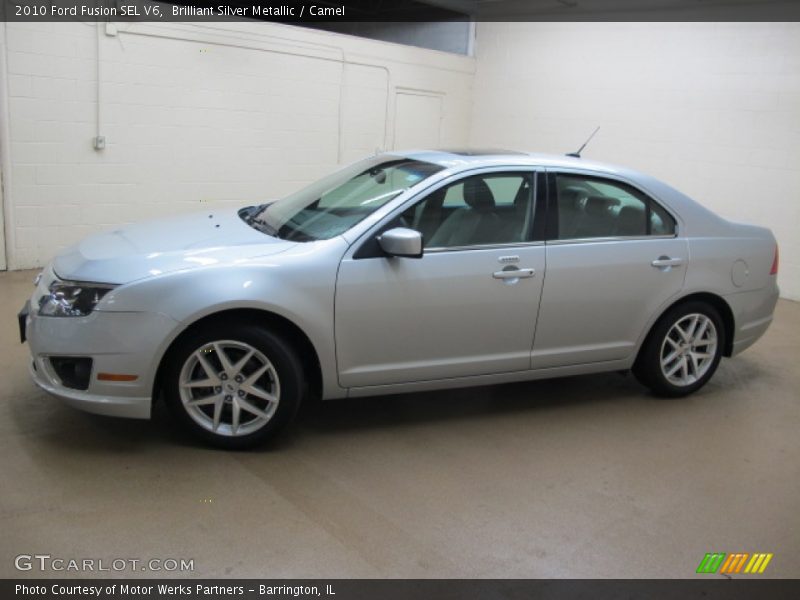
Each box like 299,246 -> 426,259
390,148 -> 634,176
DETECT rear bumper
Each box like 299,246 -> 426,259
725,282 -> 779,357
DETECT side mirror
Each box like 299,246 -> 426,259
378,227 -> 423,259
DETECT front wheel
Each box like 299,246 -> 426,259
163,321 -> 305,449
634,301 -> 725,397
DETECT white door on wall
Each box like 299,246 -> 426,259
340,64 -> 390,164
393,92 -> 442,151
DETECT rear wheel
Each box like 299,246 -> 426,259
634,301 -> 725,397
163,320 -> 304,449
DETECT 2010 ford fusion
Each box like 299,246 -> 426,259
19,150 -> 779,448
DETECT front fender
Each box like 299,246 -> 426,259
97,238 -> 349,400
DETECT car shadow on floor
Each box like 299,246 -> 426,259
297,370 -> 648,434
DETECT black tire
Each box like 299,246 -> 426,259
162,319 -> 305,449
633,301 -> 725,397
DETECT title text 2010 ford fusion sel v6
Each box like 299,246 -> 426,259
18,150 -> 779,448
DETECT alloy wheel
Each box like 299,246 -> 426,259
178,340 -> 280,437
659,313 -> 718,387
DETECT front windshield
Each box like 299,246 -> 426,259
244,156 -> 444,242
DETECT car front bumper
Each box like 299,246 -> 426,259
22,295 -> 179,420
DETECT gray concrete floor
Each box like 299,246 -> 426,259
1,268 -> 798,579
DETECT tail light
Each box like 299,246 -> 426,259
770,245 -> 779,275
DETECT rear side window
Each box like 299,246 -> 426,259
554,174 -> 676,240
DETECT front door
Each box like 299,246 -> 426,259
335,170 -> 545,388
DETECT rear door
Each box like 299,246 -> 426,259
532,171 -> 688,368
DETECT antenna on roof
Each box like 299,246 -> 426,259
566,126 -> 600,158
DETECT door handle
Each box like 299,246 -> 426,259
651,256 -> 684,268
493,268 -> 535,279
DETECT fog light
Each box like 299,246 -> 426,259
49,357 -> 92,391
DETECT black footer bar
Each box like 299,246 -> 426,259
4,579 -> 800,600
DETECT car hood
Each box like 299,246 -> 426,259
53,209 -> 294,284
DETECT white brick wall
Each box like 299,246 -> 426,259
471,22 -> 800,300
3,21 -> 798,301
0,20 -> 474,269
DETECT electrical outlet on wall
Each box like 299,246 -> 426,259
94,136 -> 106,150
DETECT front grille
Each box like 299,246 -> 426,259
49,357 -> 93,391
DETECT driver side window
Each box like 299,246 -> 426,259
402,172 -> 534,249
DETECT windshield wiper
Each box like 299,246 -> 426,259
243,204 -> 268,224
239,204 -> 280,237
252,219 -> 279,237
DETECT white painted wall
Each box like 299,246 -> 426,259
3,20 -> 798,301
0,20 -> 474,270
0,24 -> 10,270
471,22 -> 800,300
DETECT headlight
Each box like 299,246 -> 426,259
38,281 -> 115,317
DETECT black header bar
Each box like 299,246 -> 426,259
3,0 -> 800,23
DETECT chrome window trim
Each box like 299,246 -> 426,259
425,240 -> 546,253
547,234 -> 678,246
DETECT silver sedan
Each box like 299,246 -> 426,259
19,150 -> 779,448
